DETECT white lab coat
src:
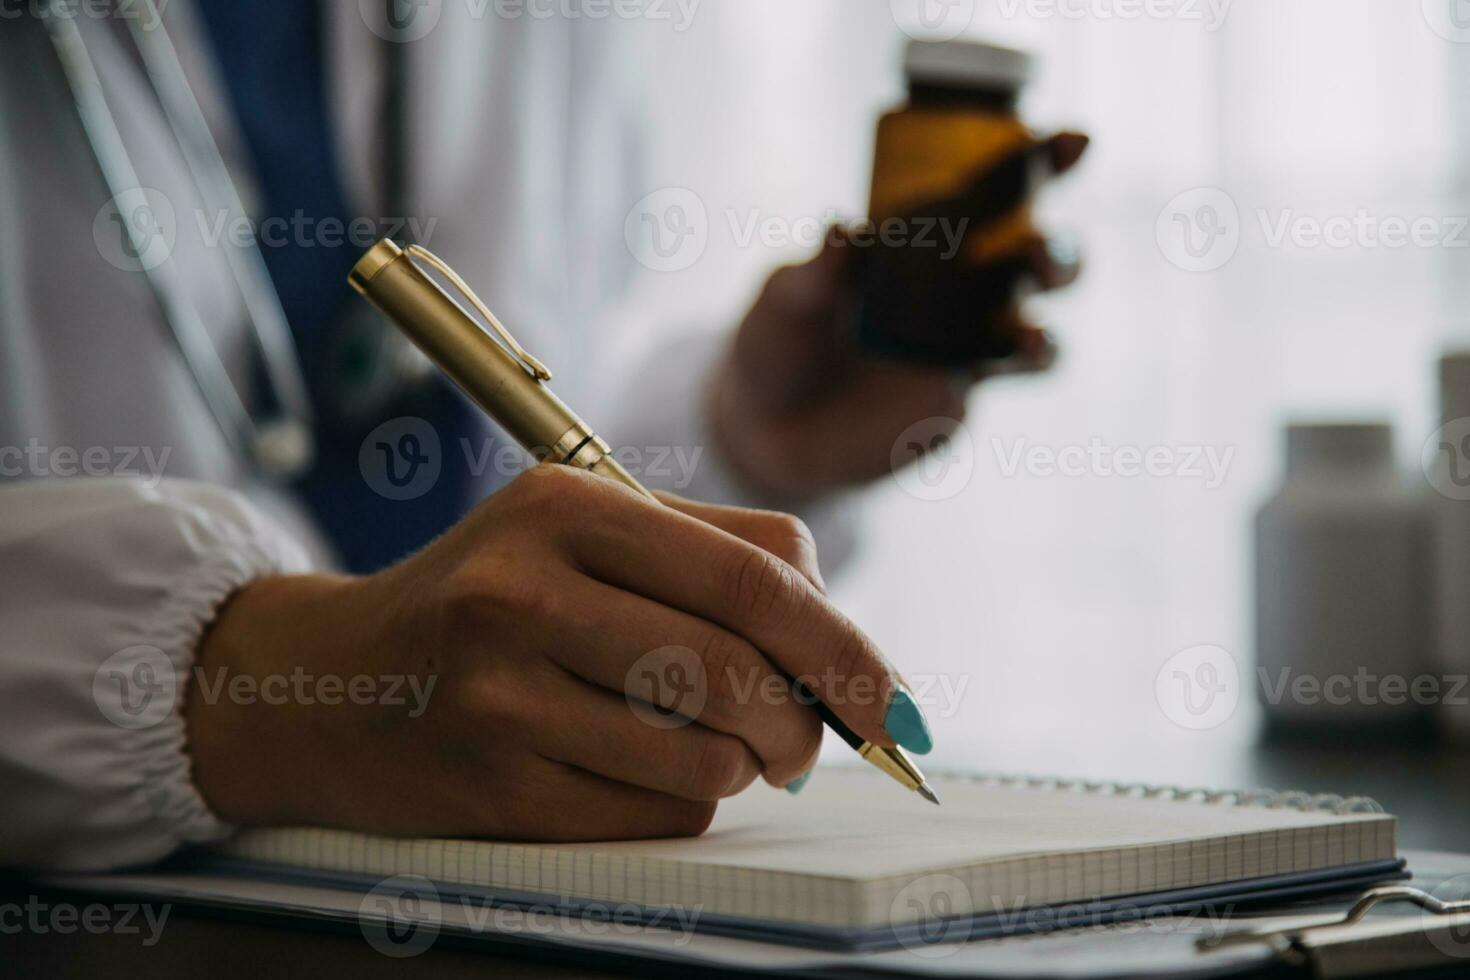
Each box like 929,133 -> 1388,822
0,5 -> 852,870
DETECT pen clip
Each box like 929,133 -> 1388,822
404,244 -> 552,381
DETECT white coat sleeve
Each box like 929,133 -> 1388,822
601,332 -> 861,573
0,477 -> 313,871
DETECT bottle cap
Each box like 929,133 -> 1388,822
904,39 -> 1033,92
1285,422 -> 1393,473
1439,351 -> 1470,420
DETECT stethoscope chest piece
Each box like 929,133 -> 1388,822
251,419 -> 316,480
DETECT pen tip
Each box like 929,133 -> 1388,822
917,782 -> 941,806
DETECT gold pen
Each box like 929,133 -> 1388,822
348,239 -> 939,805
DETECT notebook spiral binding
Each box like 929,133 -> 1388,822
931,771 -> 1383,816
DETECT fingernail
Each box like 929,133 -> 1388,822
1047,236 -> 1081,276
884,689 -> 934,755
785,772 -> 811,795
1050,132 -> 1091,172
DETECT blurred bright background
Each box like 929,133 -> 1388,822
613,0 -> 1470,784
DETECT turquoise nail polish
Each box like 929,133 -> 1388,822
785,772 -> 811,795
884,689 -> 934,755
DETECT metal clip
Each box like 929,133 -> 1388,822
404,245 -> 552,381
1202,886 -> 1470,956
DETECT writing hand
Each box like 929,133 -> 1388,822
188,466 -> 929,840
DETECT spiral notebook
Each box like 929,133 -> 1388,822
208,768 -> 1404,951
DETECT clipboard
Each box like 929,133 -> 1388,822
1203,885 -> 1470,978
28,848 -> 1470,978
